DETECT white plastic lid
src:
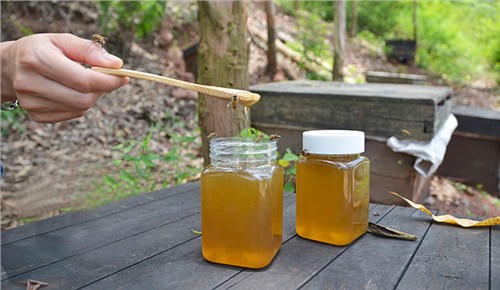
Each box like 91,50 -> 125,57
302,130 -> 365,155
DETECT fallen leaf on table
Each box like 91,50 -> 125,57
191,229 -> 202,235
367,222 -> 418,241
389,191 -> 500,227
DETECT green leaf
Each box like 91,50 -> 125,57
142,124 -> 156,150
142,158 -> 156,168
103,175 -> 117,185
112,143 -> 124,150
285,166 -> 296,176
122,155 -> 138,162
191,229 -> 202,235
278,159 -> 290,168
123,141 -> 137,154
284,182 -> 295,193
119,170 -> 136,183
283,152 -> 299,162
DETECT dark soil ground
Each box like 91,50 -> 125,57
1,1 -> 498,229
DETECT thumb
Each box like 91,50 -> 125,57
51,33 -> 123,68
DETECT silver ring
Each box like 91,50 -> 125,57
1,100 -> 19,111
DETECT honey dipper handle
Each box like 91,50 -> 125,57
92,67 -> 260,106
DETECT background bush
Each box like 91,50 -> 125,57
277,0 -> 500,83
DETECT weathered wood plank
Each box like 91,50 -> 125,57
439,135 -> 500,195
79,196 -> 298,289
213,204 -> 392,290
250,80 -> 452,141
491,226 -> 500,289
366,71 -> 427,85
300,206 -> 433,289
396,222 -> 490,290
1,214 -> 201,290
2,193 -> 295,290
1,184 -> 201,280
251,80 -> 450,101
1,182 -> 200,246
452,106 -> 500,138
86,238 -> 238,290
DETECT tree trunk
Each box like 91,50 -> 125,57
332,0 -> 346,81
413,0 -> 418,47
197,1 -> 249,166
265,0 -> 277,76
349,0 -> 358,38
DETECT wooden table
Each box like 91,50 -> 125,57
1,182 -> 498,289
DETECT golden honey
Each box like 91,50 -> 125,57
201,138 -> 284,268
296,130 -> 370,246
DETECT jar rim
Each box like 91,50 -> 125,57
209,137 -> 278,166
210,137 -> 277,144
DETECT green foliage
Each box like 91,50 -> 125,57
240,127 -> 267,139
240,128 -> 299,193
295,12 -> 332,80
356,1 -> 414,39
12,19 -> 34,36
280,148 -> 299,193
1,108 -> 27,137
357,0 -> 499,82
98,0 -> 166,39
277,0 -> 500,83
277,0 -> 334,20
86,125 -> 201,208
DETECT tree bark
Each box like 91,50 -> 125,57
265,0 -> 277,76
413,0 -> 418,47
349,0 -> 358,38
197,1 -> 249,165
332,0 -> 346,81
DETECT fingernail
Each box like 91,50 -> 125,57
103,53 -> 123,66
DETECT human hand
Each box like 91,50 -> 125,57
1,33 -> 128,123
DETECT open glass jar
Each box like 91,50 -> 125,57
296,130 -> 370,246
201,137 -> 284,268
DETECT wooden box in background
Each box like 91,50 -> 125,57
250,81 -> 452,204
439,106 -> 500,196
250,80 -> 452,141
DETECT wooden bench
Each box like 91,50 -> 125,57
1,182 -> 497,289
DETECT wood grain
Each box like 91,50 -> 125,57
250,80 -> 452,141
1,185 -> 201,279
396,222 -> 490,289
1,182 -> 494,290
214,205 -> 392,290
301,206 -> 433,289
1,182 -> 200,246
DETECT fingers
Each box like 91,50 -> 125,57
52,33 -> 123,68
29,46 -> 128,94
15,33 -> 128,94
5,33 -> 130,123
29,110 -> 87,123
14,70 -> 104,111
